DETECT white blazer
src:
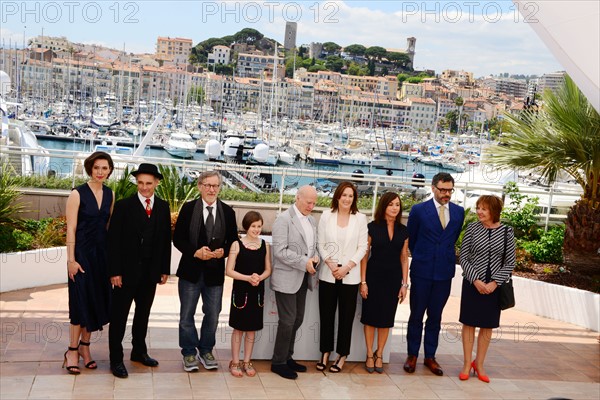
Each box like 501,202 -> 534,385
317,209 -> 368,285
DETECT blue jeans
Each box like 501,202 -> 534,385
178,275 -> 223,357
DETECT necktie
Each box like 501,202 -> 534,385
438,205 -> 446,229
145,198 -> 152,218
205,206 -> 214,237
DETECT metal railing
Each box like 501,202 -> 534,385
1,145 -> 583,230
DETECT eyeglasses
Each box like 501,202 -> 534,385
200,183 -> 220,190
434,186 -> 455,194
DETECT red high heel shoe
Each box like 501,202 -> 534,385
458,369 -> 470,380
471,360 -> 490,383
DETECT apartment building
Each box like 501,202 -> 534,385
399,82 -> 424,100
339,93 -> 411,127
207,46 -> 231,65
481,77 -> 528,98
537,71 -> 566,94
29,35 -> 71,52
236,52 -> 285,78
155,37 -> 193,63
408,98 -> 436,131
440,69 -> 474,85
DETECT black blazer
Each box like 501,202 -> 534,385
174,198 -> 238,286
108,194 -> 172,285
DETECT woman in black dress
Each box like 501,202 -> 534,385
226,211 -> 271,377
360,192 -> 409,373
459,195 -> 515,383
64,151 -> 114,374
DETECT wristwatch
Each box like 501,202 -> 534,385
360,281 -> 367,285
401,283 -> 409,288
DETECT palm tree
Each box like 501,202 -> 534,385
455,97 -> 464,134
487,75 -> 600,272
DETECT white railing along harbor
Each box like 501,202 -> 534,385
1,145 -> 583,230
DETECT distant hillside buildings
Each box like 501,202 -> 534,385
0,33 -> 565,132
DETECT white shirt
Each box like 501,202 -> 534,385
202,199 -> 216,224
138,193 -> 154,209
293,204 -> 314,251
337,225 -> 348,253
433,198 -> 450,225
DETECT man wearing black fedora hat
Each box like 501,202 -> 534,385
107,163 -> 172,378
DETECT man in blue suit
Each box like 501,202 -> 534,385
404,172 -> 464,376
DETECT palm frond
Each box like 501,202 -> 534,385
106,166 -> 137,202
0,163 -> 25,226
155,165 -> 199,213
487,75 -> 600,201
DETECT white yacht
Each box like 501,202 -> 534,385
97,129 -> 133,144
339,152 -> 388,167
277,150 -> 295,165
164,132 -> 197,158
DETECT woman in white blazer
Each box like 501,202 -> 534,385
316,182 -> 368,373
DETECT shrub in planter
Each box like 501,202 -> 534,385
32,217 -> 67,248
501,182 -> 540,240
521,225 -> 565,263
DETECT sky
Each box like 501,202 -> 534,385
0,0 -> 564,77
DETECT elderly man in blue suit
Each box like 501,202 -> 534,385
270,185 -> 320,380
404,172 -> 464,376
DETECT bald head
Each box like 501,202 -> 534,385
295,185 -> 318,216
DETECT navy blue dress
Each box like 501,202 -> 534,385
361,221 -> 408,328
68,183 -> 112,332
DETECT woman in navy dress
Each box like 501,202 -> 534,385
63,151 -> 114,374
360,192 -> 409,373
226,211 -> 271,377
458,195 -> 515,383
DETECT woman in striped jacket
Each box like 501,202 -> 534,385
458,195 -> 516,383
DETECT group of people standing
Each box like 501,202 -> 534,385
64,152 -> 515,384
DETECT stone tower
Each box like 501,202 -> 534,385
406,37 -> 416,68
284,22 -> 297,50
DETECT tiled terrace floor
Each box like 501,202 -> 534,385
1,278 -> 598,399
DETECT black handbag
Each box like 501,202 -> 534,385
498,227 -> 515,310
499,277 -> 515,310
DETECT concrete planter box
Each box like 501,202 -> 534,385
1,246 -> 68,292
451,266 -> 599,332
0,245 -> 183,293
2,247 -> 598,332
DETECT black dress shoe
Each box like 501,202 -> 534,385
424,357 -> 444,376
111,362 -> 129,378
403,355 -> 417,373
271,363 -> 298,379
131,353 -> 159,367
287,359 -> 307,372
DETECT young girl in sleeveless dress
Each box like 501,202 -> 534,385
226,211 -> 272,377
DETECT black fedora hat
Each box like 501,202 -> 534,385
131,163 -> 163,180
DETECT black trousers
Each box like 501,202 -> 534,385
108,276 -> 158,364
318,279 -> 359,356
272,274 -> 308,365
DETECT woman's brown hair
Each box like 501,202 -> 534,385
374,192 -> 402,224
331,181 -> 359,214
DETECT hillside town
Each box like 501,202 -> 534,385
0,23 -> 565,133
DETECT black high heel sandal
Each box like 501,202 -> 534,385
316,352 -> 329,371
62,346 -> 81,375
365,356 -> 375,373
78,341 -> 97,369
329,356 -> 345,373
374,349 -> 384,374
